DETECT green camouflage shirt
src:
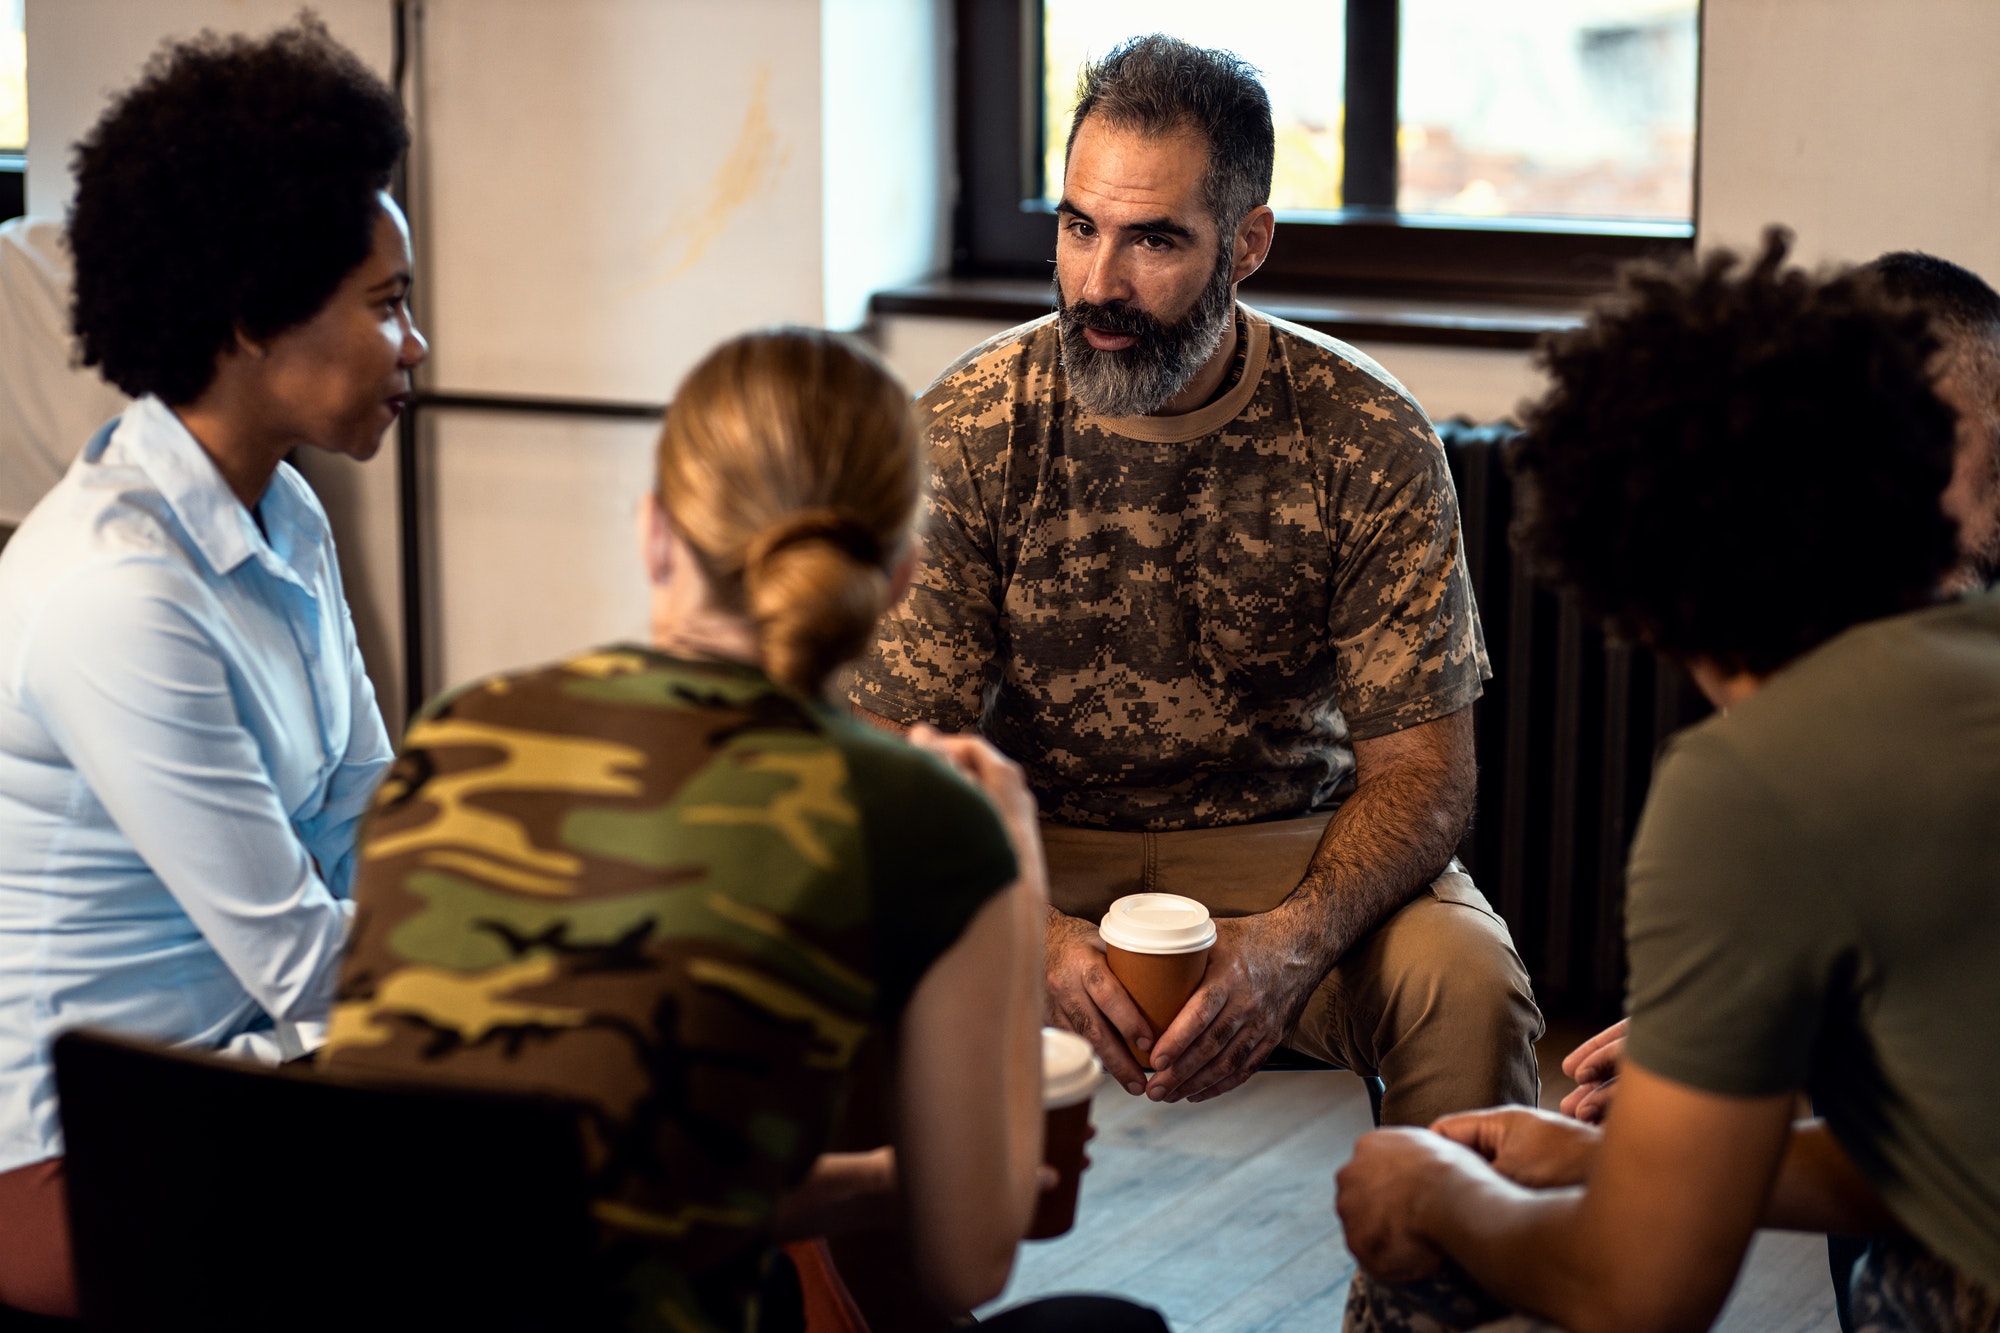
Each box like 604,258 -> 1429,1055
325,648 -> 1016,1333
850,305 -> 1490,831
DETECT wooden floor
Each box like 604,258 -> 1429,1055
979,1025 -> 1842,1332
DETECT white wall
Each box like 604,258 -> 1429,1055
407,0 -> 826,697
25,0 -> 394,218
417,0 -> 824,403
428,412 -> 657,687
410,0 -> 952,697
1698,0 -> 2000,274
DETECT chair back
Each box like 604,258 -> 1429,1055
53,1029 -> 609,1332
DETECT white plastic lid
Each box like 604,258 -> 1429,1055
1097,893 -> 1217,955
1041,1027 -> 1102,1107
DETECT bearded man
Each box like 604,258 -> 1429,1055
850,35 -> 1541,1123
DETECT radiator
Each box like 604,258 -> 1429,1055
1438,421 -> 1712,1015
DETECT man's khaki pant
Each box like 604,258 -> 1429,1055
1042,813 -> 1544,1126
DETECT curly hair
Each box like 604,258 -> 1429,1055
1510,228 -> 1960,676
68,16 -> 408,405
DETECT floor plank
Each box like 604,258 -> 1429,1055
985,1073 -> 1368,1326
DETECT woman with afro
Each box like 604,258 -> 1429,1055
0,19 -> 423,1314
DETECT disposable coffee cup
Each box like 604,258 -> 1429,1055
1098,893 -> 1217,1072
1026,1027 -> 1102,1240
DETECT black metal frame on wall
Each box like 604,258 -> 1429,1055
387,3 -> 666,719
389,391 -> 663,721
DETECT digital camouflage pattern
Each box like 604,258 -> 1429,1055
325,648 -> 1013,1333
851,304 -> 1489,831
1851,1235 -> 2000,1333
1342,1269 -> 1552,1333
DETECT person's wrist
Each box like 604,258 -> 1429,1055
1406,1141 -> 1471,1242
1045,907 -> 1093,975
1252,897 -> 1339,982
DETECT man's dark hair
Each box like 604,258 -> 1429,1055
68,16 -> 409,405
1869,251 -> 2000,336
1064,34 -> 1274,234
1510,228 -> 1959,677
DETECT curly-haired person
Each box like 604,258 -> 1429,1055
0,20 -> 423,1315
1334,229 -> 2000,1333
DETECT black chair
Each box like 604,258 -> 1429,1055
1257,1048 -> 1387,1126
52,1029 -> 611,1332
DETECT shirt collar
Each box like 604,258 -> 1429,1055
110,394 -> 325,585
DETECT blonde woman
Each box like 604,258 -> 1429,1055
326,331 -> 1163,1333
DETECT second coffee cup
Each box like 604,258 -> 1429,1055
1026,1026 -> 1102,1240
1098,892 -> 1216,1072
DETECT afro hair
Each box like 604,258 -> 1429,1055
68,15 -> 408,405
1510,228 -> 1960,676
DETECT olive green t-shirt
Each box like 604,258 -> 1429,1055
1623,594 -> 2000,1290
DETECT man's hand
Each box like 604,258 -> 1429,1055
1558,1019 -> 1627,1123
1044,911 -> 1155,1095
1143,912 -> 1324,1104
1431,1106 -> 1601,1189
1335,1127 -> 1475,1282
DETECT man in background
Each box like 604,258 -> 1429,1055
1560,247 -> 2000,1128
850,34 -> 1540,1125
1336,232 -> 2000,1333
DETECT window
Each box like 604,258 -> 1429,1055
954,0 -> 1698,304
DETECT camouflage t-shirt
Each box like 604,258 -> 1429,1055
323,648 -> 1016,1333
850,304 -> 1490,831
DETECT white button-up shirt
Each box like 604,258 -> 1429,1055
0,394 -> 391,1172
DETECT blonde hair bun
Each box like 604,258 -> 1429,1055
654,329 -> 922,696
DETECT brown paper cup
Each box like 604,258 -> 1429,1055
1028,1028 -> 1102,1241
1097,894 -> 1218,1073
1104,944 -> 1211,1071
1026,1097 -> 1092,1239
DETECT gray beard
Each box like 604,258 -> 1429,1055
1056,247 -> 1237,418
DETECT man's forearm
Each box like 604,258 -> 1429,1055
1416,1169 -> 1619,1333
1410,1064 -> 1793,1333
1277,713 -> 1474,968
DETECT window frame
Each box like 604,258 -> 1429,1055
954,0 -> 1699,304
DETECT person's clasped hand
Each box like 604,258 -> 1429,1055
1043,913 -> 1156,1096
1142,913 -> 1322,1105
1558,1017 -> 1628,1123
1430,1105 -> 1601,1189
1333,1127 -> 1468,1282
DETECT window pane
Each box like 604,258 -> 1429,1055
1398,0 -> 1697,223
1041,2 -> 1346,212
0,0 -> 22,151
